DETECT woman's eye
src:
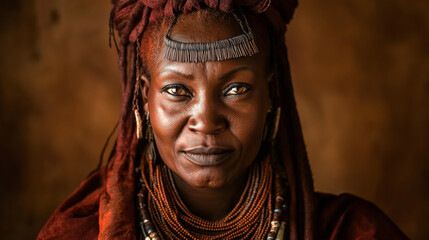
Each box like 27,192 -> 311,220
224,83 -> 252,96
161,85 -> 191,97
166,87 -> 187,96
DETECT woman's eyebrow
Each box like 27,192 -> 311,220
219,66 -> 252,80
160,69 -> 194,80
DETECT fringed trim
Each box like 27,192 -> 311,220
163,10 -> 259,63
163,31 -> 259,62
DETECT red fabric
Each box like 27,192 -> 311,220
37,168 -> 409,239
316,193 -> 409,240
37,169 -> 106,240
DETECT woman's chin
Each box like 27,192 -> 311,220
175,168 -> 238,189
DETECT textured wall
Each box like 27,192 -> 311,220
288,0 -> 429,238
0,0 -> 428,239
0,0 -> 121,239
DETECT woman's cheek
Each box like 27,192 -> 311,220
150,97 -> 190,158
154,105 -> 176,132
231,97 -> 267,154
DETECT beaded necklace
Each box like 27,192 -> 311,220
136,156 -> 288,240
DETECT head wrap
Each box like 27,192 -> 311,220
38,1 -> 316,240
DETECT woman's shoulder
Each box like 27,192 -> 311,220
315,192 -> 409,240
37,168 -> 107,240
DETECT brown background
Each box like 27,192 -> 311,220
0,0 -> 428,239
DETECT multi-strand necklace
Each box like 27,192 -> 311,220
136,156 -> 288,240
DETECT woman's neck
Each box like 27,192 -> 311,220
171,171 -> 248,221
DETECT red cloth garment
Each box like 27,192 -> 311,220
38,0 -> 409,239
38,169 -> 106,240
316,193 -> 408,240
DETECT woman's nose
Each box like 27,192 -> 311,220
187,95 -> 227,135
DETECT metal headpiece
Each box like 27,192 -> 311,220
163,11 -> 259,63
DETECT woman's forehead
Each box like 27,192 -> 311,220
155,58 -> 260,81
143,11 -> 271,78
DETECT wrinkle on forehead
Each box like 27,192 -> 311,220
156,56 -> 261,85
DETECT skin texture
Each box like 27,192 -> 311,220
142,11 -> 272,220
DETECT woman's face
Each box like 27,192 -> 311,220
143,13 -> 271,189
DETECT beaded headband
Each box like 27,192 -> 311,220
163,11 -> 259,63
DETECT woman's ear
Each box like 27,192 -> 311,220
140,75 -> 150,112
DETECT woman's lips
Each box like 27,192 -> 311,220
182,147 -> 234,166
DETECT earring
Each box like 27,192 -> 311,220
262,105 -> 281,144
132,77 -> 143,139
271,107 -> 281,141
145,111 -> 156,164
134,108 -> 143,139
267,70 -> 281,142
133,41 -> 143,139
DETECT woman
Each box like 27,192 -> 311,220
38,0 -> 408,239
